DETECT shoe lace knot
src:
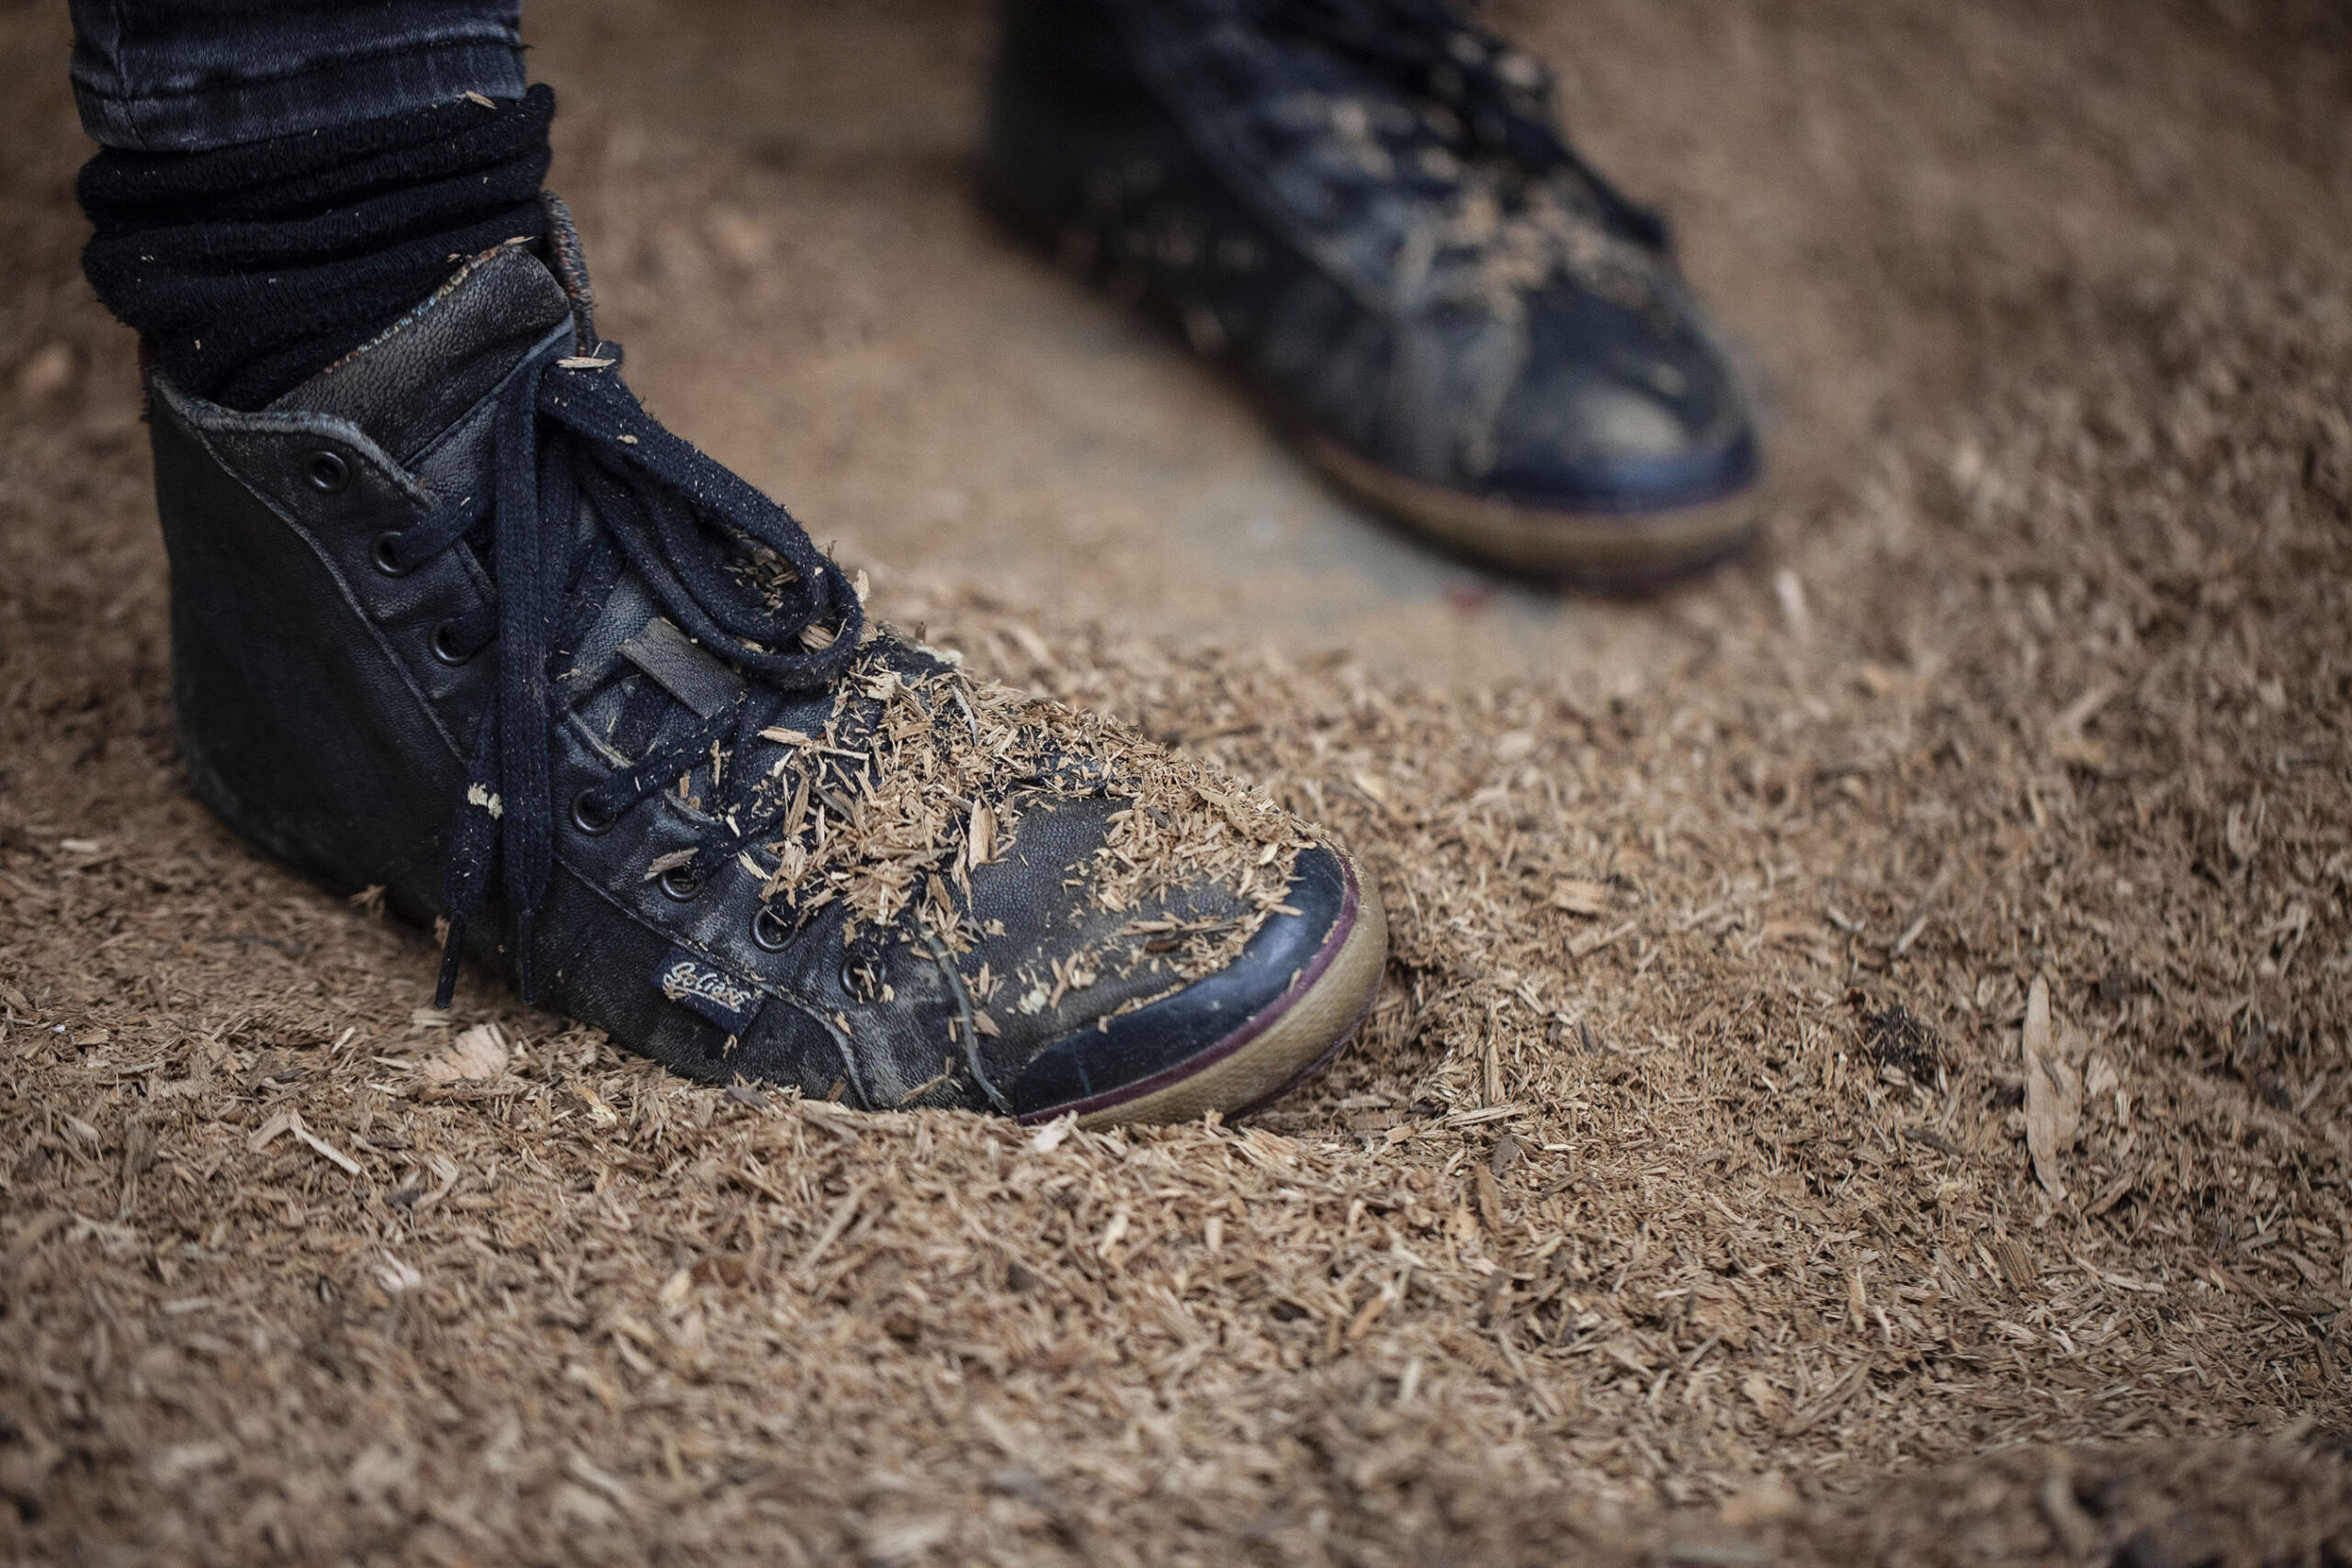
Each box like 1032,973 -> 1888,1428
379,336 -> 863,1006
1259,0 -> 1668,247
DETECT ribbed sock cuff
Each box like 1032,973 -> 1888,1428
78,84 -> 555,409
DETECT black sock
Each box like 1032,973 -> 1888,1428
77,85 -> 556,411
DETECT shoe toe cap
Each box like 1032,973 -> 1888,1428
1009,842 -> 1382,1124
1478,291 -> 1758,513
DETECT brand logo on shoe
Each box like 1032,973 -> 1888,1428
655,949 -> 762,1032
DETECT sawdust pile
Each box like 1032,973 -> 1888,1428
770,644 -> 1310,987
6,0 -> 2352,1553
5,222 -> 2350,1561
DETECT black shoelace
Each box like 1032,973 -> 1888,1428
1259,0 -> 1668,247
375,336 -> 863,1007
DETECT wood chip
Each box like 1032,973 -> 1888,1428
247,1106 -> 359,1176
1551,878 -> 1611,918
2022,976 -> 2086,1199
419,1022 -> 509,1084
1473,1162 -> 1505,1235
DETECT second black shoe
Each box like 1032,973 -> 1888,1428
987,0 -> 1762,583
146,202 -> 1385,1124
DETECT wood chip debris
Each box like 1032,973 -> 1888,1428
5,93 -> 2352,1568
418,1021 -> 510,1083
246,1105 -> 361,1176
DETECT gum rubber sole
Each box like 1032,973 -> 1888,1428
1028,848 -> 1389,1129
1305,433 -> 1763,586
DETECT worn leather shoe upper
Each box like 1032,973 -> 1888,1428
147,206 -> 1384,1122
987,0 -> 1761,575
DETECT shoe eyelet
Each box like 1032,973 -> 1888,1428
307,448 -> 351,493
429,619 -> 473,666
751,905 -> 791,952
659,863 -> 706,902
839,956 -> 878,1001
370,531 -> 413,577
570,789 -> 617,835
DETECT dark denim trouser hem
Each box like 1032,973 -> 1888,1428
73,38 -> 526,152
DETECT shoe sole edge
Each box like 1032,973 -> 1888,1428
1304,433 -> 1763,585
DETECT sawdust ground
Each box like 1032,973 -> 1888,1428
3,1 -> 2350,1563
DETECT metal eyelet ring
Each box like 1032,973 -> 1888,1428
429,619 -> 473,666
839,956 -> 876,1000
307,448 -> 351,493
570,788 -> 617,835
370,531 -> 413,577
751,905 -> 792,952
659,863 -> 705,902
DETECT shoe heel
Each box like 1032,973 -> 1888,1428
148,389 -> 462,900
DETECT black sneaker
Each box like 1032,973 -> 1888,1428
146,201 -> 1385,1124
986,0 -> 1761,582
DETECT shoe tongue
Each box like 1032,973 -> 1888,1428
269,241 -> 574,463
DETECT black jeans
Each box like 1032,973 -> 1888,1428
70,0 -> 524,152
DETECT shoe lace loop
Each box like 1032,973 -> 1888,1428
390,337 -> 862,1006
1259,0 -> 1669,247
